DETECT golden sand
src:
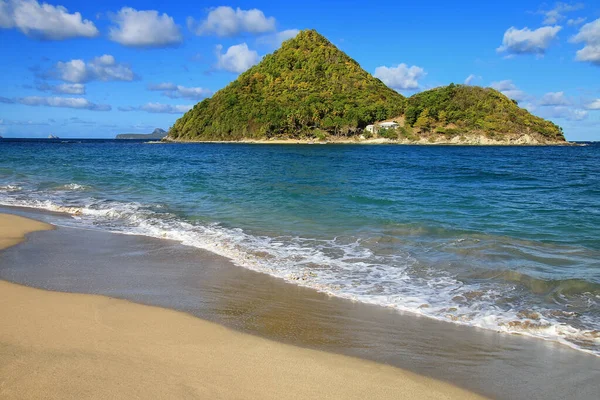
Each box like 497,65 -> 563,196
0,213 -> 486,399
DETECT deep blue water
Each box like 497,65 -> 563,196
1,140 -> 599,354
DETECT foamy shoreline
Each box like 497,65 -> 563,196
2,196 -> 597,358
0,213 -> 486,399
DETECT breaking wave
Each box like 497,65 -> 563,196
0,189 -> 598,357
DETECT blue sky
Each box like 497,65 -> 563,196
0,0 -> 599,140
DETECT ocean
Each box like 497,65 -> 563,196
1,139 -> 599,356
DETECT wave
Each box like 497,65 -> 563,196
56,183 -> 89,191
0,185 -> 22,192
0,190 -> 598,356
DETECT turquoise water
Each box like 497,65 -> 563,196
1,140 -> 599,354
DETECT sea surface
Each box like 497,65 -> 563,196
1,139 -> 599,355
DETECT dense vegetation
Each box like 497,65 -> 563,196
169,29 -> 564,142
404,84 -> 564,140
169,30 -> 404,140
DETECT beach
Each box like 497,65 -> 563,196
0,212 -> 486,399
1,142 -> 599,399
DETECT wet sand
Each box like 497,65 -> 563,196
0,212 -> 485,399
1,208 -> 599,399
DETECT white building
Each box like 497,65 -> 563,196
379,122 -> 399,129
365,122 -> 398,134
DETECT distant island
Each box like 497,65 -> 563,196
167,30 -> 565,145
116,128 -> 167,140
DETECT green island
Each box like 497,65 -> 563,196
167,30 -> 565,145
116,128 -> 167,140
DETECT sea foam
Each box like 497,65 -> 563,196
0,189 -> 598,357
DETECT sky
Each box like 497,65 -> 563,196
0,0 -> 599,141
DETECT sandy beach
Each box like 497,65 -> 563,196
0,213 -> 485,400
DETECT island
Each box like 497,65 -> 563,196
166,30 -> 565,145
116,128 -> 167,140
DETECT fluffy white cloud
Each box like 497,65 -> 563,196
51,55 -> 135,83
118,103 -> 192,114
257,29 -> 300,48
539,2 -> 584,25
188,6 -> 275,37
497,26 -> 562,55
373,64 -> 426,90
543,106 -> 588,121
215,43 -> 260,73
571,18 -> 600,65
15,96 -> 110,111
0,0 -> 98,39
490,80 -> 528,102
464,74 -> 481,85
142,103 -> 191,113
148,83 -> 211,100
37,82 -> 85,94
539,91 -> 570,106
585,99 -> 600,110
108,7 -> 182,48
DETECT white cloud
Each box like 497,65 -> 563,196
571,18 -> 600,65
147,82 -> 177,91
148,83 -> 212,99
0,0 -> 98,39
539,91 -> 570,106
215,43 -> 260,73
0,118 -> 51,126
118,103 -> 192,114
538,2 -> 584,25
373,64 -> 426,90
585,99 -> 600,110
257,29 -> 300,48
141,103 -> 192,114
37,82 -> 85,94
108,7 -> 182,48
188,6 -> 276,37
15,96 -> 110,111
497,26 -> 562,55
543,106 -> 588,121
490,80 -> 528,102
51,55 -> 135,83
464,74 -> 482,85
568,17 -> 586,26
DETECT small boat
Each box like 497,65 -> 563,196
48,134 -> 59,139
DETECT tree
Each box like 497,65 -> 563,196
438,110 -> 447,125
414,108 -> 433,132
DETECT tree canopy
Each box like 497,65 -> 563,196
168,30 -> 564,143
405,84 -> 564,140
169,30 -> 405,140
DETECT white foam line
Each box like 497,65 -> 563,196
0,195 -> 598,357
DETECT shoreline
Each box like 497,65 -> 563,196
1,201 -> 598,358
0,213 -> 486,399
162,134 -> 571,146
